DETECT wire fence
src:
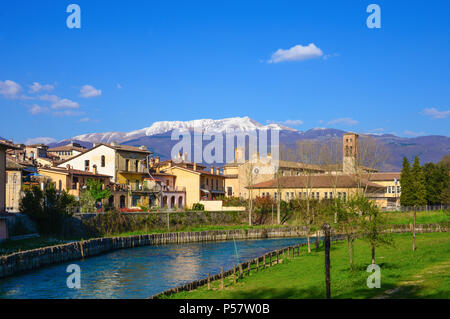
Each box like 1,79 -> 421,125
382,204 -> 450,212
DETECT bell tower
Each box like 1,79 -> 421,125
342,132 -> 358,173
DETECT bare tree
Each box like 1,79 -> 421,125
243,161 -> 256,226
355,136 -> 390,194
296,140 -> 321,252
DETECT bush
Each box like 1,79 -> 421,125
20,184 -> 77,235
191,203 -> 205,211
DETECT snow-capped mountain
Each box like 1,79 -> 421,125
69,116 -> 299,144
49,116 -> 450,171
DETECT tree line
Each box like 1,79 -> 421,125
400,155 -> 450,207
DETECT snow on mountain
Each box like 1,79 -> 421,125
68,117 -> 299,144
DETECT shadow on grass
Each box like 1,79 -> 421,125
227,286 -> 326,299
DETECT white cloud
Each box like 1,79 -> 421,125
29,104 -> 49,115
404,130 -> 425,137
29,82 -> 54,93
80,84 -> 102,98
51,98 -> 79,110
79,117 -> 91,122
323,53 -> 340,60
38,94 -> 80,110
284,119 -> 304,126
422,107 -> 450,119
25,137 -> 57,145
268,43 -> 323,63
117,83 -> 122,89
327,117 -> 359,126
267,119 -> 303,126
0,80 -> 22,99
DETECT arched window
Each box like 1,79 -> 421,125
101,155 -> 106,167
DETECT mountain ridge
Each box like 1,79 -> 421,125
48,117 -> 450,171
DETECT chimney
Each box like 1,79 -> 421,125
155,156 -> 160,164
66,164 -> 71,170
234,148 -> 237,163
210,166 -> 214,174
193,162 -> 197,171
93,164 -> 98,175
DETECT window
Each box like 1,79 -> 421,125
397,186 -> 401,193
227,187 -> 233,196
316,192 -> 320,200
285,192 -> 289,201
84,160 -> 90,171
324,192 -> 328,199
135,160 -> 139,172
343,192 -> 347,201
329,192 -> 333,199
101,155 -> 105,167
291,192 -> 294,199
125,159 -> 129,171
206,178 -> 209,186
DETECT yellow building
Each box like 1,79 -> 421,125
223,149 -> 324,199
57,143 -> 155,208
151,158 -> 225,208
247,172 -> 400,209
248,174 -> 386,207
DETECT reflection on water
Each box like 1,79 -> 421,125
0,237 -> 308,299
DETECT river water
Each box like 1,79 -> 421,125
0,237 -> 308,299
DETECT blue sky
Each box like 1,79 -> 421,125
0,0 -> 449,144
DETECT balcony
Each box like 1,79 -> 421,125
128,183 -> 161,194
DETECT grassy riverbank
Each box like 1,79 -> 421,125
383,210 -> 449,225
1,210 -> 447,256
162,232 -> 450,299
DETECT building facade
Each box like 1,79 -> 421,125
57,143 -> 155,209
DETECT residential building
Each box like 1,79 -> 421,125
1,140 -> 20,241
223,148 -> 324,199
6,159 -> 25,212
57,142 -> 155,208
48,142 -> 87,161
150,156 -> 225,208
246,174 -> 390,207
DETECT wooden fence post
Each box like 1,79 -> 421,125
256,258 -> 259,271
276,250 -> 279,264
221,266 -> 224,289
269,253 -> 272,267
263,255 -> 266,268
247,261 -> 251,276
233,265 -> 236,284
239,263 -> 243,278
208,273 -> 211,290
323,223 -> 331,299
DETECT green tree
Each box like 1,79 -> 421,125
410,156 -> 427,251
334,195 -> 363,268
410,156 -> 427,207
20,184 -> 77,235
400,157 -> 413,206
359,196 -> 393,264
86,179 -> 111,204
423,162 -> 448,205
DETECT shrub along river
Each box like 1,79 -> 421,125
0,237 -> 309,299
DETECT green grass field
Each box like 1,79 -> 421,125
1,210 -> 448,256
163,232 -> 450,299
383,210 -> 449,225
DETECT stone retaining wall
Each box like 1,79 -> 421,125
0,226 -> 306,279
0,223 -> 447,279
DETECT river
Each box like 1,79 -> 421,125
0,237 -> 309,299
